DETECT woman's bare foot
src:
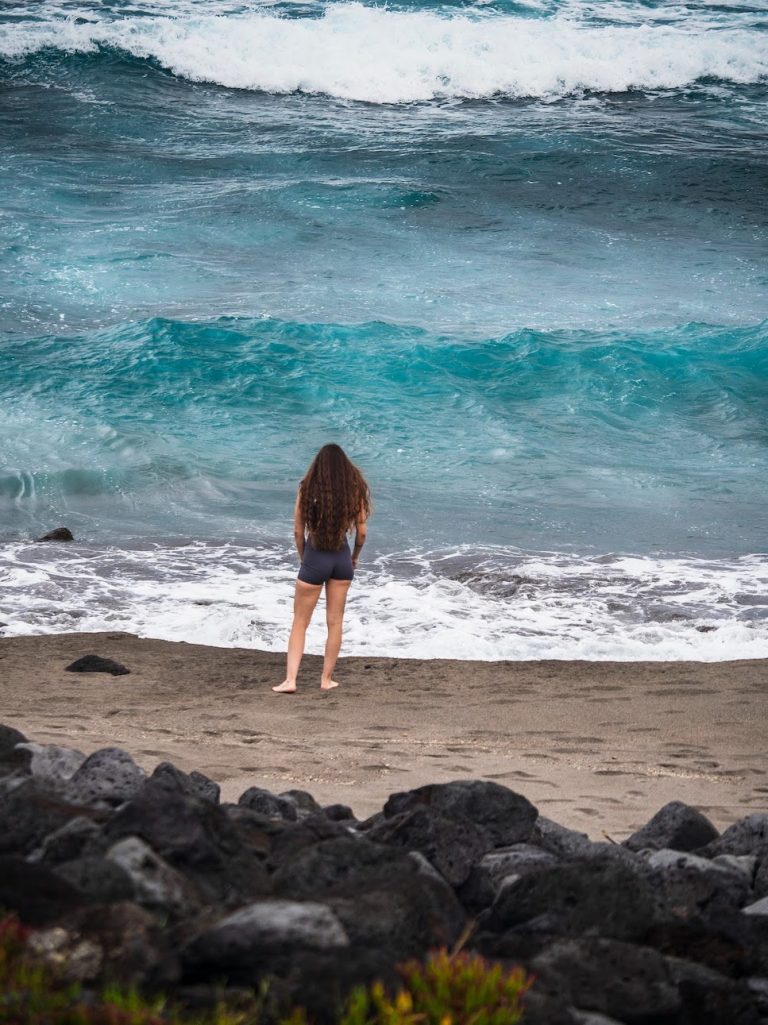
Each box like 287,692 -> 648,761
320,679 -> 339,690
272,680 -> 297,693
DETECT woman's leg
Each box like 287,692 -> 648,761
273,580 -> 323,693
321,578 -> 352,689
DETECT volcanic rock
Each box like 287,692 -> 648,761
36,527 -> 74,542
239,786 -> 299,821
383,779 -> 538,846
623,801 -> 719,853
64,655 -> 130,675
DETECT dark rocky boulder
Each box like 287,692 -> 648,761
54,855 -> 136,904
367,804 -> 492,886
0,780 -> 101,857
0,855 -> 89,925
238,785 -> 299,821
644,912 -> 760,978
152,761 -> 220,804
459,843 -> 560,911
36,527 -> 74,542
623,801 -> 719,853
666,956 -> 761,1025
104,777 -> 271,905
531,937 -> 681,1024
35,815 -> 107,865
323,803 -> 356,822
272,836 -> 414,898
279,789 -> 323,814
267,813 -> 353,869
190,770 -> 221,805
272,836 -> 465,956
65,655 -> 130,675
223,804 -> 291,859
487,856 -> 656,942
0,722 -> 27,757
383,779 -> 538,846
754,853 -> 768,899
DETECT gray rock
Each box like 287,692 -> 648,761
34,816 -> 105,865
408,849 -> 449,884
238,786 -> 299,821
323,803 -> 356,822
184,900 -> 349,981
529,816 -> 596,858
646,848 -> 751,921
747,977 -> 768,1014
368,805 -> 492,886
55,856 -> 135,903
280,789 -> 323,814
488,856 -> 656,941
0,723 -> 27,757
271,836 -> 465,956
0,781 -> 94,857
743,896 -> 768,916
151,762 -> 220,804
623,801 -> 719,853
713,854 -> 758,883
571,1012 -> 628,1025
665,955 -> 762,1025
106,837 -> 201,918
16,742 -> 87,789
531,938 -> 680,1024
105,778 -> 272,906
755,854 -> 768,899
63,747 -> 146,808
65,655 -> 129,675
190,770 -> 220,805
460,843 -> 560,911
36,527 -> 74,542
383,779 -> 537,846
0,855 -> 87,925
701,814 -> 768,858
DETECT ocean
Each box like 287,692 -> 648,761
1,0 -> 767,660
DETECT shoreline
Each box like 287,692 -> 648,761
1,630 -> 766,838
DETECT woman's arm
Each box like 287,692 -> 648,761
352,511 -> 367,569
293,490 -> 305,561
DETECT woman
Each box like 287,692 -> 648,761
273,444 -> 371,693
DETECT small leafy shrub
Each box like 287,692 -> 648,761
283,950 -> 531,1025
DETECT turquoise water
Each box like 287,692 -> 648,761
1,0 -> 767,659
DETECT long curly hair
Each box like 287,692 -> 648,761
299,444 -> 371,551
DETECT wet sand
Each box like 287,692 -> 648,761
0,631 -> 766,838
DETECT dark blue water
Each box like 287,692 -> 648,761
1,0 -> 767,659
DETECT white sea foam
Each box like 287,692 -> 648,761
2,3 -> 767,103
1,540 -> 766,661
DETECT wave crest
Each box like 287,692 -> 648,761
2,3 -> 767,102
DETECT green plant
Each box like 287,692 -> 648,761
282,949 -> 532,1025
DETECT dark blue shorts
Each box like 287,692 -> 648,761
298,541 -> 354,585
